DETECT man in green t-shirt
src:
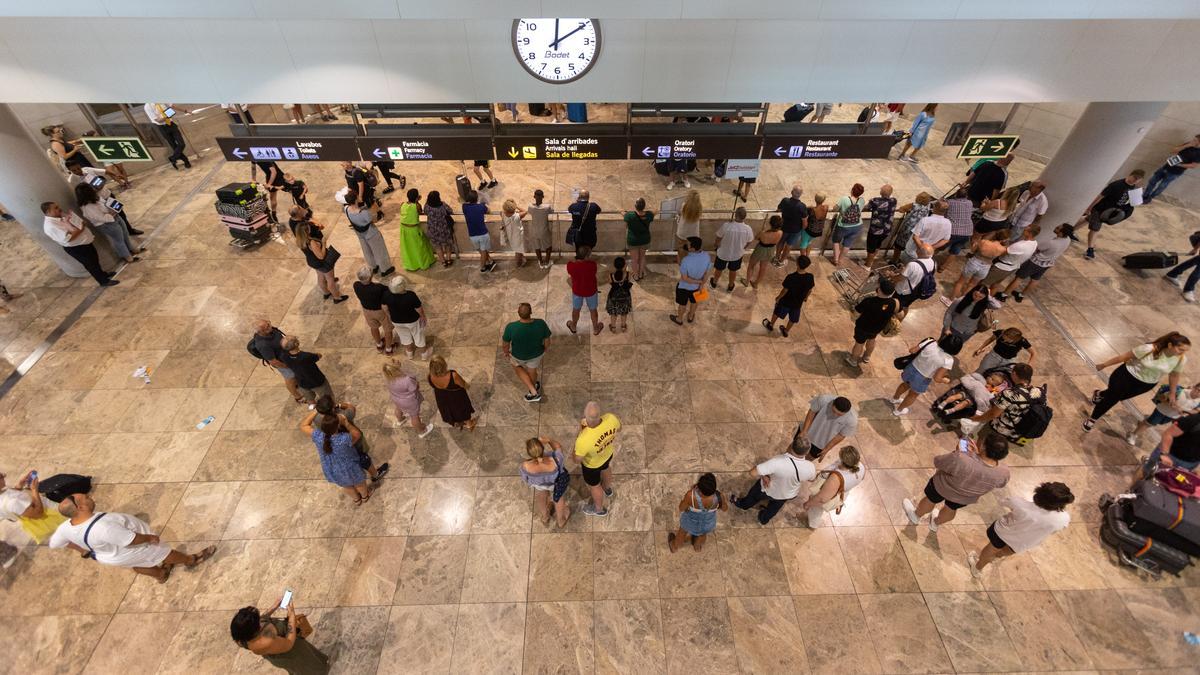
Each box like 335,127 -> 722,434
501,302 -> 552,402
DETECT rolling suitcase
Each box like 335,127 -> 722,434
1122,251 -> 1179,269
37,473 -> 92,503
455,174 -> 472,202
216,182 -> 259,205
1101,500 -> 1191,575
566,103 -> 588,123
1125,479 -> 1200,555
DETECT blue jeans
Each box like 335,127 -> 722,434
1167,255 -> 1200,292
1144,165 -> 1181,200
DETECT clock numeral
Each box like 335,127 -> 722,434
528,52 -> 535,60
539,63 -> 546,72
569,63 -> 576,70
583,38 -> 590,45
554,67 -> 561,75
521,37 -> 529,45
527,22 -> 536,30
578,53 -> 585,59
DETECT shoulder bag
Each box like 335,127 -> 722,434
894,337 -> 934,371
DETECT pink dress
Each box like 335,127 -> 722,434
387,375 -> 423,420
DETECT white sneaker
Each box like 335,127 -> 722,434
967,552 -> 983,579
1126,433 -> 1138,447
666,182 -> 675,191
892,407 -> 910,416
928,513 -> 940,532
902,498 -> 920,525
1185,291 -> 1196,303
889,397 -> 904,406
1166,274 -> 1185,289
683,179 -> 691,188
418,422 -> 435,438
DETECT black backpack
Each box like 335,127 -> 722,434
38,473 -> 92,503
914,260 -> 937,300
1010,385 -> 1053,444
247,328 -> 284,363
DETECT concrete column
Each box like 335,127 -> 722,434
0,103 -> 87,277
1038,101 -> 1168,231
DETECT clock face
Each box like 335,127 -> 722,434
512,19 -> 601,84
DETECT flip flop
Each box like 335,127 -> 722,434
157,565 -> 173,584
187,545 -> 217,567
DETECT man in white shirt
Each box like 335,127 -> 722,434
48,492 -> 215,582
986,224 -> 1042,292
903,200 -> 952,261
41,201 -> 117,286
1007,181 -> 1048,242
710,206 -> 756,292
143,102 -> 191,169
732,435 -> 817,524
890,242 -> 936,320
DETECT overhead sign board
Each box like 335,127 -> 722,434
81,136 -> 152,162
496,135 -> 626,160
762,134 -> 896,160
357,136 -> 494,162
957,134 -> 1019,160
631,135 -> 762,160
216,137 -> 361,162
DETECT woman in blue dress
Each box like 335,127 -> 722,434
898,103 -> 938,163
668,473 -> 727,553
301,410 -> 373,505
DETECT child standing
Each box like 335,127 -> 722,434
762,255 -> 814,338
1127,382 -> 1200,447
668,473 -> 727,553
973,327 -> 1036,373
606,256 -> 634,333
501,199 -> 526,267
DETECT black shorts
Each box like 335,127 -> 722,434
582,456 -> 611,486
473,160 -> 490,167
675,285 -> 697,305
738,177 -> 757,185
897,292 -> 920,308
806,444 -> 825,460
974,218 -> 1009,234
1086,209 -> 1104,231
866,231 -> 889,253
853,324 -> 881,344
1015,259 -> 1049,280
923,479 -> 967,510
986,522 -> 1011,550
714,257 -> 743,271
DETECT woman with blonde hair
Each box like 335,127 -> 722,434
973,186 -> 1021,247
802,446 -> 866,527
383,359 -> 434,438
295,220 -> 347,303
501,198 -> 526,267
519,436 -> 571,527
675,190 -> 703,262
427,355 -> 476,430
1086,331 -> 1191,431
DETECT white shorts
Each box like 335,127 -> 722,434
394,320 -> 425,348
530,483 -> 554,492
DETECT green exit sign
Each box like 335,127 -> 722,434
81,136 -> 153,162
957,134 -> 1019,160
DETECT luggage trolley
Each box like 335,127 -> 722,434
832,263 -> 898,306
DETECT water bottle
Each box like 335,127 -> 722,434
196,415 -> 216,430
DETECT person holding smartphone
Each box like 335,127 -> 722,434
230,595 -> 330,673
143,102 -> 191,169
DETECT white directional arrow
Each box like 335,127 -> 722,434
231,148 -> 247,159
774,146 -> 786,157
97,144 -> 114,156
641,146 -> 654,157
373,148 -> 386,158
990,142 -> 1007,152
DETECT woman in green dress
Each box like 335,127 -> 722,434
399,188 -> 436,271
230,601 -> 330,674
623,197 -> 654,280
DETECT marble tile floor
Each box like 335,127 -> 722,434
1,108 -> 1199,674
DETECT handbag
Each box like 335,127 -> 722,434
693,286 -> 710,302
322,245 -> 341,270
816,470 -> 847,514
552,454 -> 571,502
894,337 -> 934,371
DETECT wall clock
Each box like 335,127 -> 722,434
512,19 -> 601,84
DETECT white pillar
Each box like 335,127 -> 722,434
0,103 -> 88,277
1038,101 -> 1168,231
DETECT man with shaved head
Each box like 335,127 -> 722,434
250,319 -> 301,402
773,184 -> 809,266
572,401 -> 621,517
863,183 -> 897,268
1007,180 -> 1048,244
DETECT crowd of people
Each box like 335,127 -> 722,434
7,115 -> 1200,672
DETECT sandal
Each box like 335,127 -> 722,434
187,545 -> 217,567
157,565 -> 173,584
593,322 -> 605,336
566,320 -> 577,334
375,341 -> 385,353
669,315 -> 684,326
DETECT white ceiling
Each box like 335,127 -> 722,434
0,14 -> 1196,103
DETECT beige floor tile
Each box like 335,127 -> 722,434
450,603 -> 525,675
409,477 -> 476,535
656,527 -> 729,598
392,534 -> 469,605
459,533 -> 530,603
858,593 -> 954,674
988,590 -> 1095,672
594,598 -> 667,675
159,481 -> 245,541
377,604 -> 458,674
529,532 -> 594,601
776,527 -> 856,595
661,597 -> 739,675
716,526 -> 790,596
727,595 -> 809,674
924,591 -> 1023,672
523,601 -> 595,674
592,530 -> 660,600
834,525 -> 920,593
0,615 -> 115,674
1053,589 -> 1164,669
330,536 -> 407,606
83,611 -> 185,675
794,594 -> 883,675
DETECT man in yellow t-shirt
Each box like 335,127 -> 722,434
573,401 -> 621,517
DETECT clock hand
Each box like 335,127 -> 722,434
553,19 -> 559,51
550,24 -> 586,50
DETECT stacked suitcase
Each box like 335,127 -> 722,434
1100,468 -> 1200,577
215,182 -> 270,248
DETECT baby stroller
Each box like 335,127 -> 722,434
930,365 -> 1014,428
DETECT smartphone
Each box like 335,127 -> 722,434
958,439 -> 971,453
88,175 -> 106,188
163,106 -> 177,119
29,470 -> 38,482
104,197 -> 123,212
279,588 -> 293,610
